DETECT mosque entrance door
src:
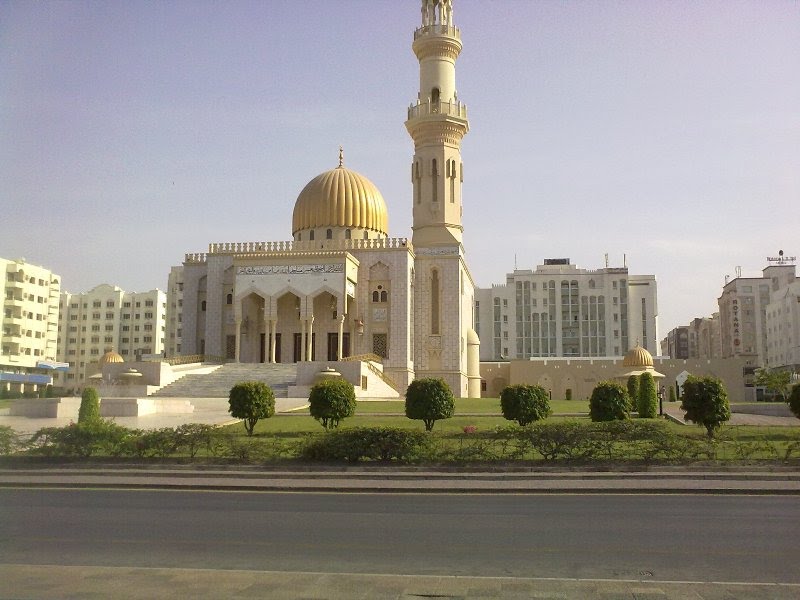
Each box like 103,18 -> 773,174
326,333 -> 351,361
293,333 -> 315,362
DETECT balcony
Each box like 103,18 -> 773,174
407,99 -> 467,121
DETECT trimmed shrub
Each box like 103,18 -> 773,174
787,384 -> 800,420
78,387 -> 100,423
405,378 -> 455,431
29,420 -> 133,457
668,386 -> 677,403
626,375 -> 639,411
300,427 -> 433,462
589,381 -> 630,422
500,384 -> 551,426
228,381 -> 275,436
309,378 -> 356,430
637,372 -> 658,418
681,375 -> 730,438
174,423 -> 216,457
0,425 -> 21,455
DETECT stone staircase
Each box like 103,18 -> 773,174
151,363 -> 298,398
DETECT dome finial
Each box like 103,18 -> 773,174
338,145 -> 344,168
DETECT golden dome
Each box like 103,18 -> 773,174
623,345 -> 654,368
99,350 -> 124,364
292,162 -> 388,236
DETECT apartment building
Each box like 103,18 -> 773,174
475,258 -> 658,361
0,258 -> 61,393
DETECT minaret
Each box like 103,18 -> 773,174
406,0 -> 467,247
407,0 -> 481,398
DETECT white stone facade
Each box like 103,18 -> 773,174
765,274 -> 800,370
475,259 -> 658,361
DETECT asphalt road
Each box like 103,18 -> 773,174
1,489 -> 798,584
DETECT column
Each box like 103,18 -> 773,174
261,311 -> 269,363
300,319 -> 306,361
307,315 -> 314,361
337,315 -> 345,360
235,319 -> 241,362
270,319 -> 277,363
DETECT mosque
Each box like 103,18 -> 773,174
171,0 -> 481,397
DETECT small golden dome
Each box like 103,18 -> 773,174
623,345 -> 654,368
99,350 -> 124,364
292,162 -> 388,236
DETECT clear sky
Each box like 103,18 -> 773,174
1,0 -> 798,340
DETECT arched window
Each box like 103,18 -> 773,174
431,269 -> 440,334
363,230 -> 369,239
431,159 -> 438,202
326,229 -> 333,239
380,290 -> 388,302
309,230 -> 315,241
372,291 -> 380,303
345,229 -> 351,239
201,300 -> 207,312
226,294 -> 232,305
431,87 -> 440,104
297,233 -> 301,241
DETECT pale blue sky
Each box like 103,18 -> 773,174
1,0 -> 798,338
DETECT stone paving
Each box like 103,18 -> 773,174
2,564 -> 799,599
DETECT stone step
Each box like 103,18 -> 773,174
152,363 -> 298,398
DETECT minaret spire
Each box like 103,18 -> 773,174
338,145 -> 344,168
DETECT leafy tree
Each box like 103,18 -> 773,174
668,386 -> 677,403
637,372 -> 658,418
500,384 -> 551,426
405,378 -> 455,431
754,368 -> 793,402
309,378 -> 356,430
228,381 -> 275,436
681,375 -> 730,438
787,384 -> 800,420
626,375 -> 639,412
589,381 -> 629,422
78,387 -> 100,423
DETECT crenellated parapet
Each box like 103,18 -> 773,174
202,238 -> 412,256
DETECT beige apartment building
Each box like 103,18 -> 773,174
1,258 -> 62,393
55,285 -> 167,386
718,262 -> 796,366
475,259 -> 658,361
661,314 -> 721,360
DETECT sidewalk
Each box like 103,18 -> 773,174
2,563 -> 799,599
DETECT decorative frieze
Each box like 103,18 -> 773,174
237,264 -> 344,276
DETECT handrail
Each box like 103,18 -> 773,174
364,361 -> 399,392
341,353 -> 382,363
165,354 -> 226,366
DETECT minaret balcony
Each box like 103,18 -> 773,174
407,100 -> 467,121
414,24 -> 460,41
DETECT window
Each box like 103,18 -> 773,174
326,229 -> 333,239
309,230 -> 315,241
106,301 -> 115,308
201,301 -> 207,312
345,229 -> 351,239
105,312 -> 113,319
226,293 -> 233,305
145,300 -> 153,307
372,333 -> 388,358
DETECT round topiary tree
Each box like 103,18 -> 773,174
626,375 -> 639,412
786,383 -> 800,420
500,384 -> 551,426
228,381 -> 275,436
637,372 -> 658,419
680,375 -> 730,438
405,378 -> 455,431
78,387 -> 100,423
309,378 -> 356,430
589,381 -> 629,422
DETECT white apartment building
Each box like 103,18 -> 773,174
55,284 -> 167,386
1,258 -> 61,393
475,258 -> 658,361
764,261 -> 799,370
718,262 -> 796,366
